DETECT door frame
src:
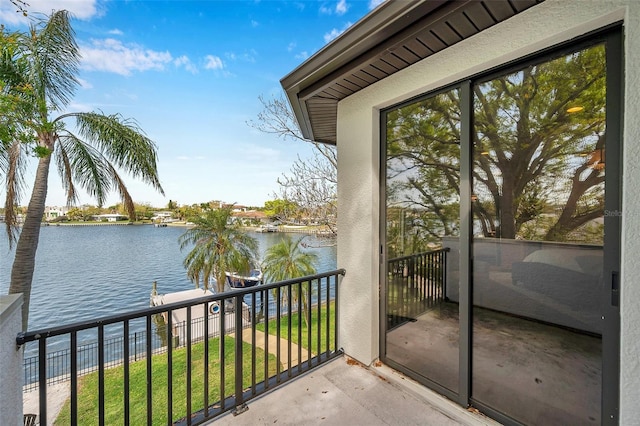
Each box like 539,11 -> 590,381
379,25 -> 623,425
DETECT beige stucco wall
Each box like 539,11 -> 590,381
336,0 -> 639,422
0,295 -> 24,426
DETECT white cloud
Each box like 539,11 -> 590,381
76,78 -> 93,89
204,55 -> 224,70
251,20 -> 259,28
320,0 -> 348,16
0,0 -> 99,25
324,22 -> 352,43
369,0 -> 386,10
42,0 -> 99,19
336,0 -> 348,15
176,156 -> 190,161
108,29 -> 123,36
80,39 -> 173,76
242,49 -> 257,63
174,55 -> 198,73
66,101 -> 94,112
288,42 -> 308,60
225,50 -> 257,63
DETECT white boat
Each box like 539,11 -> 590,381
225,269 -> 263,288
257,224 -> 278,233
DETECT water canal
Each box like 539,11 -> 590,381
0,224 -> 337,331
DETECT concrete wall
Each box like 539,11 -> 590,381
335,0 -> 639,422
0,294 -> 24,426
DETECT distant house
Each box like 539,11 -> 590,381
231,210 -> 268,225
151,211 -> 174,222
44,206 -> 70,221
94,214 -> 128,222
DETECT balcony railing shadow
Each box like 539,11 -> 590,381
16,269 -> 345,425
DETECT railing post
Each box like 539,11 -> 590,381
233,294 -> 248,415
38,338 -> 47,425
98,324 -> 105,426
443,248 -> 449,301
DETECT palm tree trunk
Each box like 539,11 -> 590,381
9,152 -> 52,330
216,271 -> 226,294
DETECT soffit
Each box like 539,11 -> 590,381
280,0 -> 545,145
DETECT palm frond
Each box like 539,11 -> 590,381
106,163 -> 136,220
1,28 -> 37,147
68,111 -> 164,195
3,139 -> 27,247
56,133 -> 111,206
0,27 -> 29,93
26,10 -> 79,111
54,135 -> 79,206
263,235 -> 317,283
179,207 -> 259,293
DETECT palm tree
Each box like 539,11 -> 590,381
1,11 -> 164,329
262,235 -> 318,327
179,206 -> 259,293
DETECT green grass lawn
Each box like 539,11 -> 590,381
256,301 -> 336,355
54,336 -> 277,425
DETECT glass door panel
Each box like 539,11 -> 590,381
384,89 -> 461,393
471,43 -> 606,425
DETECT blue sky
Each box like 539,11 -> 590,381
1,0 -> 382,208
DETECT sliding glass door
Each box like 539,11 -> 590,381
384,89 -> 461,394
381,29 -> 621,425
471,42 -> 608,425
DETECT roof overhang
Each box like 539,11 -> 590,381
280,0 -> 544,145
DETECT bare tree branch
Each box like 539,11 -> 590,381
250,93 -> 337,234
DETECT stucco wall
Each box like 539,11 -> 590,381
0,295 -> 24,426
336,105 -> 380,364
335,0 -> 639,422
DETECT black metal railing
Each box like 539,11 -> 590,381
21,314 -> 247,392
387,248 -> 449,329
17,269 -> 345,425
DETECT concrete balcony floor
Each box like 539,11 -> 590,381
212,357 -> 499,426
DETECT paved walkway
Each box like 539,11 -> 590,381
211,357 -> 501,426
23,382 -> 69,426
241,328 -> 311,367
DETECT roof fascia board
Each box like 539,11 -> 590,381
291,94 -> 316,143
298,0 -> 473,101
281,0 -> 442,142
280,0 -> 442,95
